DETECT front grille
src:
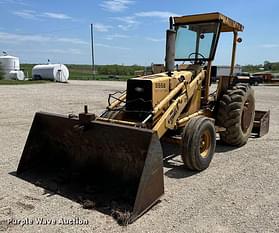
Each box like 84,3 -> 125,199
126,79 -> 153,112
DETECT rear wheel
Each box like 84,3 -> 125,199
217,83 -> 255,146
181,116 -> 216,171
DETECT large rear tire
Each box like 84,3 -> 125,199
217,83 -> 255,146
181,116 -> 216,171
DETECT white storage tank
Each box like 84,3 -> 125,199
0,54 -> 20,79
32,64 -> 69,82
8,70 -> 25,81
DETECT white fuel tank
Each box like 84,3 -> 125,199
32,64 -> 69,82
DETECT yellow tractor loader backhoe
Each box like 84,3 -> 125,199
17,12 -> 269,224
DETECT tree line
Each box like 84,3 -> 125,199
243,61 -> 279,73
67,64 -> 144,76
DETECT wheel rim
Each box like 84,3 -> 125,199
241,98 -> 253,133
200,130 -> 211,158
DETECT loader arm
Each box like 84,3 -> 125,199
101,70 -> 205,139
153,71 -> 205,138
107,92 -> 127,110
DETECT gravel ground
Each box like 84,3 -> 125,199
0,80 -> 278,233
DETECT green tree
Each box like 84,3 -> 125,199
264,60 -> 272,70
270,62 -> 279,71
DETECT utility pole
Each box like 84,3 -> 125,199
90,23 -> 95,79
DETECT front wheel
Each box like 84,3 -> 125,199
181,116 -> 216,171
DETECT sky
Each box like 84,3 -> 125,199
0,0 -> 278,66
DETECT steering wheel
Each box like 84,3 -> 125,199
187,52 -> 206,65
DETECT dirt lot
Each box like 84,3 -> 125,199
0,80 -> 278,233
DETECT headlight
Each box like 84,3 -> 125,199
134,87 -> 144,93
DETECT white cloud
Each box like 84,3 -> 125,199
135,11 -> 179,19
117,25 -> 129,31
94,23 -> 112,32
113,16 -> 139,31
113,11 -> 177,31
42,12 -> 72,20
100,0 -> 134,12
56,38 -> 88,45
0,32 -> 48,43
13,10 -> 73,21
145,37 -> 164,42
0,32 -> 130,51
260,44 -> 279,48
113,16 -> 137,24
47,48 -> 82,55
0,0 -> 27,5
105,34 -> 130,40
95,43 -> 130,50
0,0 -> 14,3
13,10 -> 36,19
0,32 -> 88,45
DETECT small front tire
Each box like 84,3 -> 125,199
181,116 -> 216,171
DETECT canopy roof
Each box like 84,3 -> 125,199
173,12 -> 244,32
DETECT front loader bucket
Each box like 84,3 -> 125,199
17,112 -> 164,224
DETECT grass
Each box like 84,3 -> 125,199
64,64 -> 135,80
70,74 -> 133,81
0,64 -> 136,85
21,64 -> 139,81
